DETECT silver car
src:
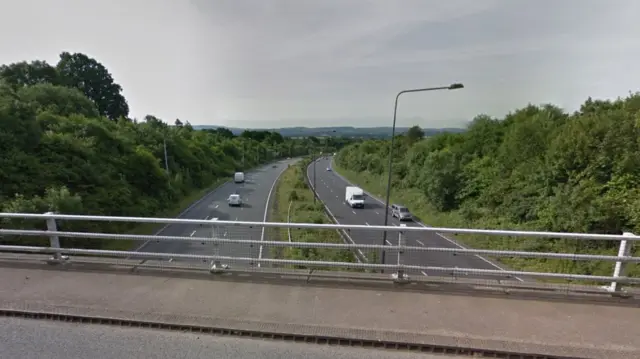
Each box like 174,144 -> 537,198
227,194 -> 242,207
391,204 -> 412,221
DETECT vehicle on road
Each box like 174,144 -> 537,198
272,165 -> 277,168
345,186 -> 365,208
326,167 -> 331,171
391,204 -> 412,221
234,172 -> 245,183
227,193 -> 242,206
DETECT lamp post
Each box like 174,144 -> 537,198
380,83 -> 464,269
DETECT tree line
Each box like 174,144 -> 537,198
0,52 -> 312,248
337,94 -> 640,276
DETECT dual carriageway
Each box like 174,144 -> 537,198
1,157 -> 639,358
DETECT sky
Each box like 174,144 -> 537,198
1,0 -> 639,129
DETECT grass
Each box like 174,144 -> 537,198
333,160 -> 639,282
271,160 -> 357,268
101,178 -> 228,251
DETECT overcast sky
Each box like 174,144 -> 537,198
1,0 -> 639,128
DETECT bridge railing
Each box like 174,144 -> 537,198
0,212 -> 637,293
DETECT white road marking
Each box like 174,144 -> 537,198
168,258 -> 174,263
416,239 -> 425,246
259,164 -> 289,267
235,217 -> 238,221
375,211 -> 380,215
214,204 -> 219,209
352,210 -> 356,215
385,240 -> 393,246
190,230 -> 196,237
421,271 -> 428,276
365,222 -> 370,226
223,231 -> 228,237
329,166 -> 525,282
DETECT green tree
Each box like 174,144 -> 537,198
56,52 -> 129,120
406,125 -> 424,144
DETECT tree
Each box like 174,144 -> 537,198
406,125 -> 424,144
56,52 -> 129,120
0,60 -> 61,87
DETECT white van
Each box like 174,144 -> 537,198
234,172 -> 245,183
345,186 -> 365,208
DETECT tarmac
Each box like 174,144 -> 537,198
0,259 -> 638,359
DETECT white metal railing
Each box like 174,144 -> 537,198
287,201 -> 293,242
0,212 -> 637,291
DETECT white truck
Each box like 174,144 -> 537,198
345,186 -> 365,208
234,172 -> 245,183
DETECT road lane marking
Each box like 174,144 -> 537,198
235,217 -> 238,221
169,258 -> 174,263
421,271 -> 428,276
190,230 -> 196,237
385,239 -> 393,245
375,211 -> 379,215
416,239 -> 425,246
365,222 -> 370,226
132,179 -> 231,253
352,210 -> 356,215
329,165 -> 523,282
214,204 -> 219,209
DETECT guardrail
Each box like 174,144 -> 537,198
0,212 -> 638,293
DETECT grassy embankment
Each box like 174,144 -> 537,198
270,159 -> 358,268
333,160 -> 640,281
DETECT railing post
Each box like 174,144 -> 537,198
608,232 -> 633,293
44,211 -> 64,264
209,218 -> 228,273
392,224 -> 409,282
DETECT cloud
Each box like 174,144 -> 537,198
1,0 -> 639,128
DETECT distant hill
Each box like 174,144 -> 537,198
192,125 -> 466,138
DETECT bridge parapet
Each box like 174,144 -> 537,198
0,212 -> 638,295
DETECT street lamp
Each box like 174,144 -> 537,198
380,83 -> 464,269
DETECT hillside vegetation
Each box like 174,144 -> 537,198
336,94 -> 640,278
0,52 -> 309,249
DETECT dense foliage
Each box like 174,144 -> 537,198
0,52 -> 311,248
337,95 -> 640,276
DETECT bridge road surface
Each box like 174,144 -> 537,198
1,317 -> 454,359
136,159 -> 298,266
308,157 -> 516,281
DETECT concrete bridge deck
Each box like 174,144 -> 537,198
0,258 -> 638,359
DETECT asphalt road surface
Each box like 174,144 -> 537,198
137,158 -> 298,266
308,157 -> 520,281
0,317 -> 464,359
